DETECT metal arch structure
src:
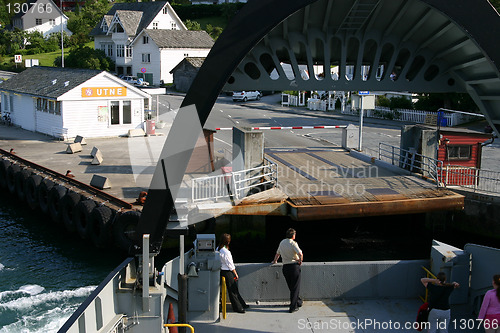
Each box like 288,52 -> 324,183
137,0 -> 500,252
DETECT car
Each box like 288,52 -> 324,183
122,76 -> 138,84
232,91 -> 261,102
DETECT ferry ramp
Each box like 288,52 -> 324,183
201,147 -> 464,221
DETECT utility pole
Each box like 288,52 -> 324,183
60,0 -> 64,67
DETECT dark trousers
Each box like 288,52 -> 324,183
221,270 -> 246,312
282,263 -> 301,310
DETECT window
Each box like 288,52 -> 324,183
110,100 -> 133,125
162,6 -> 168,14
152,22 -> 158,29
107,44 -> 113,57
36,18 -> 42,25
100,43 -> 105,52
102,24 -> 108,32
123,101 -> 131,124
184,53 -> 189,57
110,101 -> 120,125
143,36 -> 149,44
171,22 -> 177,30
142,53 -> 150,63
447,145 -> 472,160
36,98 -> 60,115
114,24 -> 124,33
49,19 -> 55,26
2,94 -> 9,112
125,46 -> 132,58
116,44 -> 124,58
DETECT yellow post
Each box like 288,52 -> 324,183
420,266 -> 437,303
164,323 -> 195,333
221,276 -> 227,319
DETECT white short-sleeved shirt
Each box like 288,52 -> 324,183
219,246 -> 235,271
277,238 -> 302,265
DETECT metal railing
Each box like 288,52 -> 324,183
191,158 -> 278,202
376,143 -> 500,194
164,323 -> 195,333
377,143 -> 444,186
443,165 -> 500,194
420,266 -> 437,303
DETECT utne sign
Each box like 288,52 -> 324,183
81,87 -> 127,98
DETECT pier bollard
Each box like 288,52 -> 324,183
74,135 -> 87,145
66,143 -> 82,154
128,128 -> 146,137
90,175 -> 111,189
90,147 -> 99,158
91,150 -> 103,165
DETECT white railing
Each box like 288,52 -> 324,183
191,158 -> 278,202
377,143 -> 444,186
443,165 -> 500,194
342,107 -> 481,126
191,173 -> 231,203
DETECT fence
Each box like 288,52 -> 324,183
442,165 -> 500,194
342,106 -> 482,127
376,143 -> 500,194
191,157 -> 278,202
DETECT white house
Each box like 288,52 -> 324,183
130,29 -> 213,85
91,1 -> 195,83
11,0 -> 71,37
0,66 -> 151,138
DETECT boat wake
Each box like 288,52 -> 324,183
0,285 -> 95,333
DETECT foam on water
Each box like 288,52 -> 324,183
0,285 -> 95,311
0,304 -> 79,333
0,263 -> 4,271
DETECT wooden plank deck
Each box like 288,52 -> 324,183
265,147 -> 464,220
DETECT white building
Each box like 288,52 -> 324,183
0,66 -> 151,138
130,29 -> 213,85
91,1 -> 212,85
11,0 -> 71,37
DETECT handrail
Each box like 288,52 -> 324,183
221,276 -> 227,319
164,323 -> 195,333
419,266 -> 437,303
378,143 -> 443,186
192,159 -> 278,202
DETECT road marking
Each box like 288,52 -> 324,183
214,137 -> 231,146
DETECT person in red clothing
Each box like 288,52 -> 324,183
478,274 -> 500,333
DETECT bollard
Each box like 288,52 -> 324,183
74,135 -> 87,145
91,150 -> 103,165
66,143 -> 82,154
90,175 -> 111,189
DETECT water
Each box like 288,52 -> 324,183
0,197 -> 123,332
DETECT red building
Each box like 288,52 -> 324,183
438,128 -> 493,185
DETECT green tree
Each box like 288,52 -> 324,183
54,45 -> 114,71
205,24 -> 223,40
184,19 -> 201,31
67,0 -> 111,41
414,93 -> 479,112
389,96 -> 413,110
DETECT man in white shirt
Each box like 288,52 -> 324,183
272,228 -> 303,313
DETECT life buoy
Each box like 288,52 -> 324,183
75,200 -> 96,240
113,210 -> 141,253
89,206 -> 114,248
6,164 -> 20,194
48,185 -> 67,223
37,179 -> 54,214
60,191 -> 82,233
24,174 -> 42,210
0,159 -> 11,189
15,168 -> 31,201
